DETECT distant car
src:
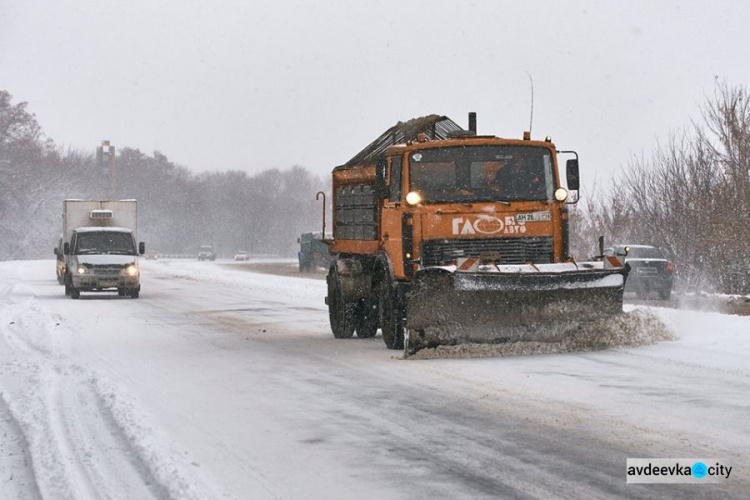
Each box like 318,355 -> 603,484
234,251 -> 249,261
198,245 -> 216,261
606,244 -> 675,300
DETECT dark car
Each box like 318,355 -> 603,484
198,245 -> 216,261
607,244 -> 675,300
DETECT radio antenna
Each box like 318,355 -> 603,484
525,71 -> 534,133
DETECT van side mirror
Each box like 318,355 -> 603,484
139,242 -> 145,255
566,159 -> 580,191
54,247 -> 58,256
63,242 -> 70,255
375,159 -> 388,198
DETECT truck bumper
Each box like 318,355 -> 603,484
71,275 -> 140,291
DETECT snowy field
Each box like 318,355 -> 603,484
1,259 -> 748,499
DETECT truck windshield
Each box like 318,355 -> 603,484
74,232 -> 136,255
409,145 -> 554,203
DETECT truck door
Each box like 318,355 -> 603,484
381,155 -> 406,277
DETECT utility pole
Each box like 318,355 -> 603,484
96,140 -> 116,198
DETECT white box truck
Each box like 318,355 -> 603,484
55,200 -> 145,299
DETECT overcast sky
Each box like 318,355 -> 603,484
2,0 -> 750,190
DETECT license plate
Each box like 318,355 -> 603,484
637,268 -> 657,274
515,211 -> 552,223
99,280 -> 119,287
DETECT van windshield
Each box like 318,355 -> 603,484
74,232 -> 136,255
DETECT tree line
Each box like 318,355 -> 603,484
0,89 -> 326,261
2,85 -> 748,293
570,81 -> 750,294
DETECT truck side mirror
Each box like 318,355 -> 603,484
375,159 -> 388,198
566,159 -> 580,191
63,242 -> 70,255
565,159 -> 581,191
139,242 -> 145,255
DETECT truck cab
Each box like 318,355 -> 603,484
64,227 -> 144,299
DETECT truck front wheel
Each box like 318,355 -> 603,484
378,274 -> 405,350
327,265 -> 355,339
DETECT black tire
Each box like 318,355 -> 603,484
355,297 -> 379,338
327,264 -> 355,339
70,287 -> 80,299
378,272 -> 405,350
131,289 -> 140,299
658,288 -> 672,300
64,274 -> 72,296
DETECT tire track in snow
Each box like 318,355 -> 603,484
0,394 -> 42,500
0,281 -> 215,499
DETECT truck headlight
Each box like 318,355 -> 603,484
123,265 -> 138,277
405,191 -> 422,205
77,265 -> 89,275
554,188 -> 568,201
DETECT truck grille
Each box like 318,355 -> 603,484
89,265 -> 123,277
421,237 -> 554,266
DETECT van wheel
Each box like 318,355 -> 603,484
70,288 -> 80,299
130,289 -> 140,299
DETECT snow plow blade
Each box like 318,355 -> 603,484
405,265 -> 627,356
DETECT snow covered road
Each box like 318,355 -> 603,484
1,259 -> 748,499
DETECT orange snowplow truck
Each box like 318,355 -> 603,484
324,114 -> 627,355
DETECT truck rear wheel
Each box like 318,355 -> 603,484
378,274 -> 405,350
355,297 -> 378,338
327,265 -> 355,339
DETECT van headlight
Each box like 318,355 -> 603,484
77,265 -> 89,275
122,264 -> 138,277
